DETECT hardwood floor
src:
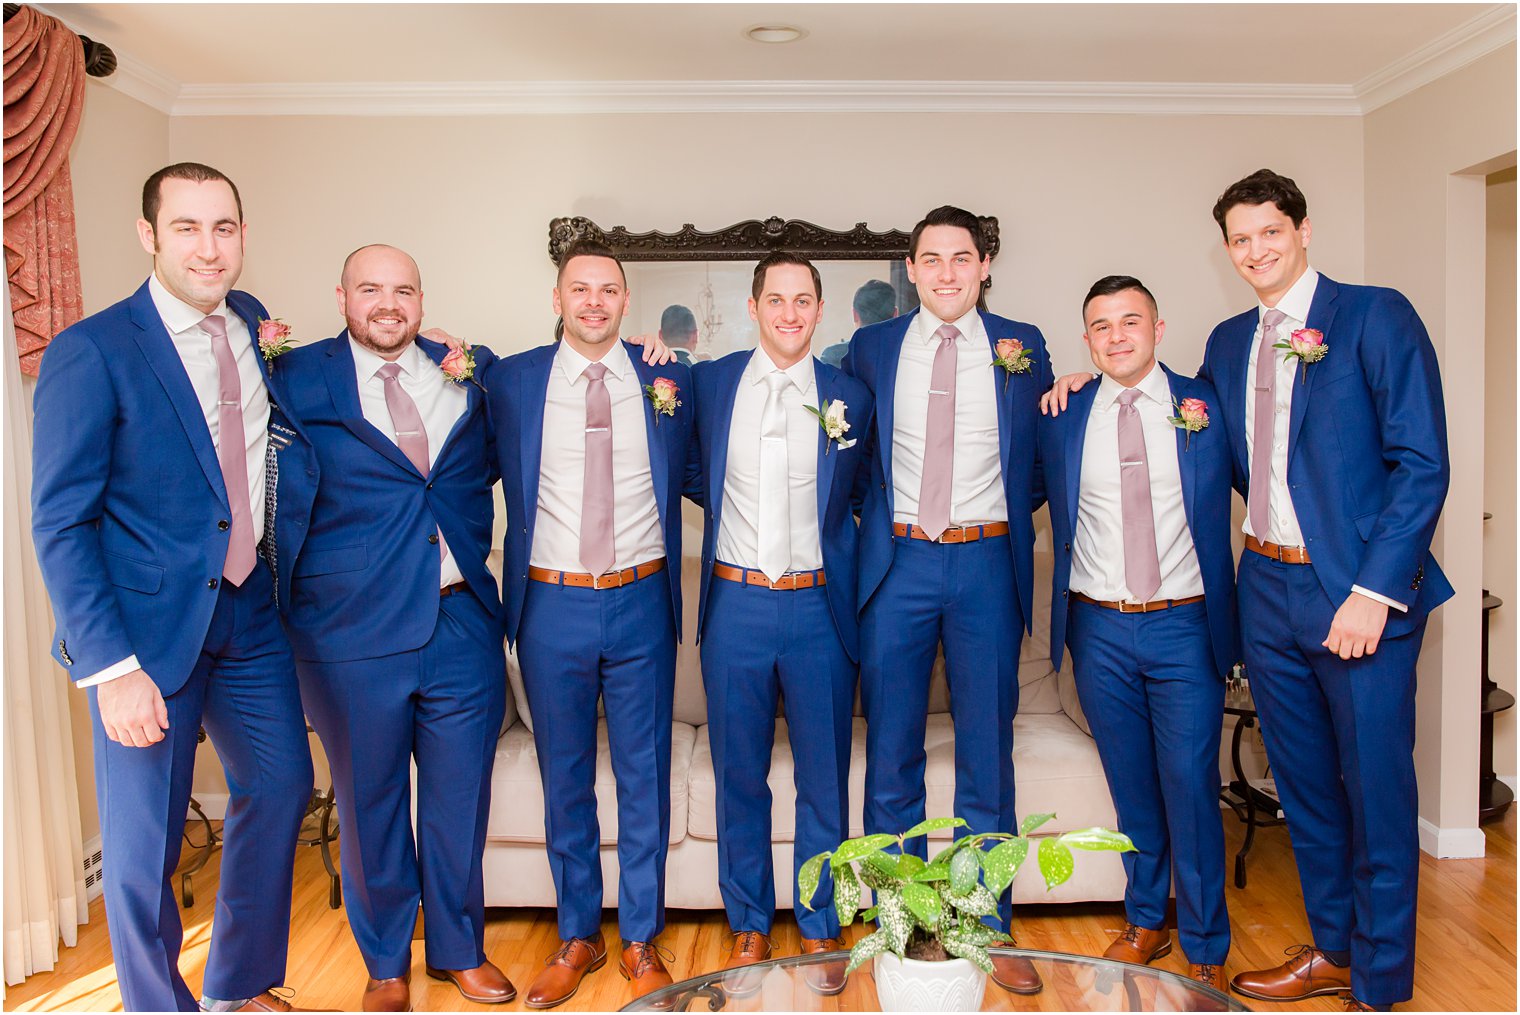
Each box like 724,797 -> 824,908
8,811 -> 1515,1011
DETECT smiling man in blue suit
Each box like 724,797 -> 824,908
269,244 -> 512,1012
1038,276 -> 1237,993
486,239 -> 693,1009
30,164 -> 313,1013
1199,171 -> 1451,1012
842,205 -> 1053,994
687,252 -> 872,994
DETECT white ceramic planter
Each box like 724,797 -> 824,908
873,952 -> 987,1012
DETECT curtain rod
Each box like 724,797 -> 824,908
3,3 -> 117,77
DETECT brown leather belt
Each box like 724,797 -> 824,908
440,581 -> 469,598
1245,535 -> 1312,564
892,521 -> 1010,544
713,563 -> 826,590
1071,591 -> 1206,613
529,557 -> 667,590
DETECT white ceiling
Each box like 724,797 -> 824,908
37,2 -> 1517,116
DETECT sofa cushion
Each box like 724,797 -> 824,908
486,719 -> 697,846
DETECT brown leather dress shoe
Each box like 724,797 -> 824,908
1230,945 -> 1351,1001
722,931 -> 773,997
799,937 -> 848,996
1190,964 -> 1226,991
362,975 -> 412,1013
1340,991 -> 1390,1011
525,934 -> 607,1009
619,940 -> 675,1008
990,952 -> 1043,995
425,960 -> 517,1003
1103,923 -> 1173,965
232,991 -> 300,1012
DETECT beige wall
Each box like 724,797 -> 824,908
1484,169 -> 1516,780
1365,42 -> 1517,846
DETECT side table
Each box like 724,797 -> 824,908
1219,677 -> 1285,888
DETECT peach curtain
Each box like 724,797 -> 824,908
4,5 -> 85,377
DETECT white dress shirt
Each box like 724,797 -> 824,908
350,338 -> 467,589
531,340 -> 665,573
1243,268 -> 1403,611
715,347 -> 824,572
891,308 -> 1008,527
1070,366 -> 1204,603
81,275 -> 273,688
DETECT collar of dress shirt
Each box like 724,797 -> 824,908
745,344 -> 816,396
555,337 -> 632,386
350,333 -> 429,382
148,272 -> 229,336
915,305 -> 983,347
1096,361 -> 1170,411
1259,266 -> 1319,326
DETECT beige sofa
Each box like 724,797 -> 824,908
481,516 -> 1129,910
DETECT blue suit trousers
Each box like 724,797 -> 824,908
700,576 -> 855,939
1068,600 -> 1229,963
297,587 -> 505,979
515,571 -> 677,942
90,564 -> 313,1012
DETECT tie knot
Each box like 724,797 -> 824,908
934,323 -> 961,345
1117,387 -> 1141,407
377,362 -> 402,382
583,361 -> 608,383
1262,308 -> 1287,331
765,371 -> 789,393
201,314 -> 227,340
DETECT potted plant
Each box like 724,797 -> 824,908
798,815 -> 1134,1012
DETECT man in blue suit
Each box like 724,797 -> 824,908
1038,276 -> 1237,992
842,205 -> 1053,994
687,252 -> 872,994
485,240 -> 693,1008
31,163 -> 314,1012
269,244 -> 512,1012
1199,171 -> 1451,1011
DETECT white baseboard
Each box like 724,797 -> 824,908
188,793 -> 229,821
1418,817 -> 1486,858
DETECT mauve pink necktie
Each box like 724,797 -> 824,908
1249,308 -> 1287,539
580,361 -> 615,577
377,363 -> 446,561
917,323 -> 960,541
202,314 -> 256,586
1117,388 -> 1160,603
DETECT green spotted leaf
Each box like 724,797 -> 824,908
859,905 -> 879,924
1059,827 -> 1137,853
901,816 -> 967,840
911,862 -> 952,883
901,882 -> 942,928
845,929 -> 891,975
831,834 -> 898,865
833,861 -> 861,926
947,883 -> 999,917
895,853 -> 927,877
940,936 -> 995,974
981,837 -> 1030,897
876,892 -> 913,954
1019,812 -> 1057,836
1037,837 -> 1075,890
797,852 -> 828,910
862,850 -> 901,880
949,845 -> 980,894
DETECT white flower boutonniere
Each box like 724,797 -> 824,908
805,399 -> 856,455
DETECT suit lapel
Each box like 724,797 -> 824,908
708,354 -> 747,528
519,350 -> 553,532
875,312 -> 913,516
227,292 -> 275,392
415,337 -> 478,461
628,348 -> 673,530
124,283 -> 227,503
321,334 -> 422,477
1164,365 -> 1198,528
1219,313 -> 1255,482
980,311 -> 1016,488
813,359 -> 838,525
1064,384 -> 1098,540
1288,276 -> 1339,462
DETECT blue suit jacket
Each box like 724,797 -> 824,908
485,341 -> 693,647
1197,275 -> 1452,633
31,280 -> 313,693
1037,364 -> 1240,677
687,351 -> 874,661
842,308 -> 1054,631
269,333 -> 500,662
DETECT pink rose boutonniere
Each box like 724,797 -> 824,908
644,376 -> 681,423
992,337 -> 1034,390
1275,327 -> 1328,383
1168,397 -> 1210,450
256,318 -> 294,363
439,343 -> 478,386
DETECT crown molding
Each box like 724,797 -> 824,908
1355,4 -> 1516,113
165,78 -> 1362,117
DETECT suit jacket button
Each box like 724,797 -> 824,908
1064,542 -> 1071,552
428,533 -> 439,545
1061,590 -> 1068,599
208,579 -> 219,589
218,519 -> 230,531
426,482 -> 433,489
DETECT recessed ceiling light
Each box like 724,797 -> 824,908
744,24 -> 806,44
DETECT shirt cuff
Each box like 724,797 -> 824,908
76,655 -> 141,689
1351,585 -> 1408,614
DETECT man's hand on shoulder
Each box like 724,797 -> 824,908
1323,591 -> 1390,660
421,327 -> 465,350
96,669 -> 170,748
624,333 -> 674,366
1039,372 -> 1097,416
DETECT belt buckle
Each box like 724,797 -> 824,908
1118,600 -> 1145,614
592,571 -> 619,590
